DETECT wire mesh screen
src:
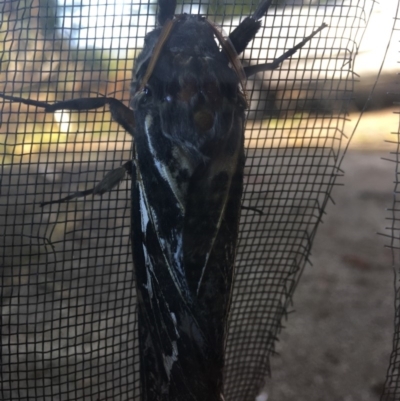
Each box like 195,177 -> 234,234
382,3 -> 400,400
0,0 -> 378,400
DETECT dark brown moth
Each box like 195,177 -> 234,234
0,1 -> 326,399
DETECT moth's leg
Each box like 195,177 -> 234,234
107,98 -> 136,135
0,94 -> 113,112
244,23 -> 328,77
0,94 -> 136,206
158,0 -> 176,25
229,0 -> 273,55
0,94 -> 135,136
40,160 -> 133,207
241,205 -> 263,215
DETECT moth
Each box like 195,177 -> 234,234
0,0 -> 326,399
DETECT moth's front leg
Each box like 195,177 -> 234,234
0,93 -> 136,135
0,94 -> 136,206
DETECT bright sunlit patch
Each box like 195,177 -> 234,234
59,0 -> 154,53
58,1 -> 204,54
54,110 -> 70,133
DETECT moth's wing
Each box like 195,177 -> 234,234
181,113 -> 245,355
130,156 -> 221,400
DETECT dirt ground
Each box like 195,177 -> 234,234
265,109 -> 397,401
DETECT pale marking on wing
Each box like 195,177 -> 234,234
144,114 -> 186,213
158,233 -> 186,282
136,163 -> 187,302
162,341 -> 179,381
137,120 -> 190,300
139,185 -> 154,299
142,244 -> 154,299
170,312 -> 180,338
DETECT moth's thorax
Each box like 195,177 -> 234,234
130,13 -> 245,209
164,15 -> 221,58
133,14 -> 240,94
131,15 -> 244,160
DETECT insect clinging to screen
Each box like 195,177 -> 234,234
0,0 -> 327,399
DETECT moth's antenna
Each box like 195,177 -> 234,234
158,0 -> 176,26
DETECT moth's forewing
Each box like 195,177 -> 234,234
130,15 -> 245,401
